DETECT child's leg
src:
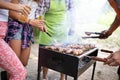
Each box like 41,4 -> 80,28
43,67 -> 48,79
60,73 -> 65,80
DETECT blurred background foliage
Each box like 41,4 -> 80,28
73,0 -> 120,49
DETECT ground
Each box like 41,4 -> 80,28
0,44 -> 119,80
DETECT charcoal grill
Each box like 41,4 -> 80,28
37,45 -> 98,80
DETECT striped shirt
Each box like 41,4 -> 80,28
35,0 -> 74,18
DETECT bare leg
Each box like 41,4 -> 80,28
9,40 -> 21,58
9,39 -> 31,66
60,73 -> 65,80
20,47 -> 31,66
43,67 -> 48,79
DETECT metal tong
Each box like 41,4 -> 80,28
85,32 -> 102,36
82,36 -> 100,39
46,32 -> 52,37
45,32 -> 58,43
82,32 -> 102,39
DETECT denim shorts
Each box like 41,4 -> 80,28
13,27 -> 23,40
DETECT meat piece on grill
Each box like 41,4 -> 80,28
89,44 -> 95,49
44,43 -> 95,56
72,49 -> 83,56
44,46 -> 56,50
55,47 -> 65,53
64,48 -> 73,54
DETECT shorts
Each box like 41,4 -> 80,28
13,27 -> 23,40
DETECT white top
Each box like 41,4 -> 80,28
0,0 -> 11,22
19,0 -> 38,19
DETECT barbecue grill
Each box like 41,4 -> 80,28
37,44 -> 98,80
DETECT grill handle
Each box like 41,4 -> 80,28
86,56 -> 107,62
100,49 -> 113,53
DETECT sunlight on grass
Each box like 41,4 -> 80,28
95,11 -> 120,49
97,12 -> 115,27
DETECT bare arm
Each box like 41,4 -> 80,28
9,0 -> 23,20
0,0 -> 30,16
108,16 -> 120,34
99,16 -> 120,39
99,0 -> 120,39
108,0 -> 120,19
0,0 -> 17,10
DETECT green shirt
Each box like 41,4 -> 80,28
39,0 -> 69,45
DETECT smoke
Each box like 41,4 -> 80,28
66,0 -> 110,44
69,0 -> 108,35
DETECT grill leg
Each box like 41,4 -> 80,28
91,62 -> 96,80
37,66 -> 41,80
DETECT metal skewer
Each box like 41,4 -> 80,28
82,36 -> 100,39
46,32 -> 52,37
85,32 -> 102,36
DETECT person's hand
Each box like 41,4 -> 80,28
99,30 -> 112,39
29,19 -> 47,32
13,4 -> 31,16
104,50 -> 120,66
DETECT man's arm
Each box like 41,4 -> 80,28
99,0 -> 120,39
99,16 -> 120,39
108,0 -> 120,19
108,16 -> 120,34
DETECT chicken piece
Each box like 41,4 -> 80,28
65,48 -> 73,54
55,47 -> 64,53
45,46 -> 56,50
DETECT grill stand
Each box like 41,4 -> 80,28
37,62 -> 96,80
37,47 -> 98,80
